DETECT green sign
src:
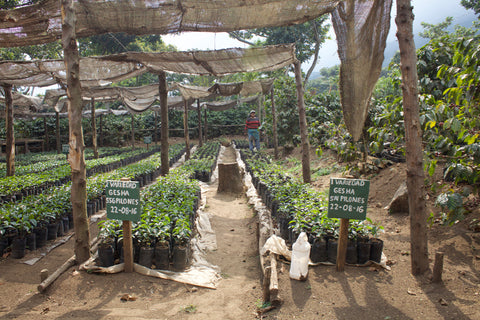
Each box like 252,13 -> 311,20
327,178 -> 370,220
106,180 -> 141,222
62,144 -> 69,154
143,136 -> 152,145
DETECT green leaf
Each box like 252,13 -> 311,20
451,118 -> 461,133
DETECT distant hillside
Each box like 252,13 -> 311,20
382,13 -> 477,68
309,71 -> 321,80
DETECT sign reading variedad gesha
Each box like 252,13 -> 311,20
106,180 -> 141,222
327,178 -> 370,220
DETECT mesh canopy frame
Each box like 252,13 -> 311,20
97,45 -> 295,76
0,59 -> 146,87
0,0 -> 341,48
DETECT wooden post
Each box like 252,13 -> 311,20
270,88 -> 279,159
203,107 -> 208,142
99,114 -> 103,147
396,0 -> 429,275
123,220 -> 134,273
183,99 -> 190,160
432,252 -> 444,283
56,111 -> 61,154
262,265 -> 271,302
38,256 -> 76,292
3,84 -> 15,176
336,218 -> 349,271
154,110 -> 158,146
117,177 -> 134,273
197,99 -> 203,147
130,113 -> 135,150
158,72 -> 169,176
257,95 -> 262,124
91,98 -> 98,158
269,254 -> 279,305
43,117 -> 49,152
294,61 -> 311,183
62,0 -> 91,264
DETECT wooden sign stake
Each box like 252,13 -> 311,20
123,220 -> 134,273
120,177 -> 134,273
336,218 -> 349,272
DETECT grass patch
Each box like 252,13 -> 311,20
182,304 -> 197,313
256,299 -> 272,309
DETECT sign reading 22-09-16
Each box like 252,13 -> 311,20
105,180 -> 141,222
327,178 -> 370,220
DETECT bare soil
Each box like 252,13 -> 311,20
1,142 -> 479,320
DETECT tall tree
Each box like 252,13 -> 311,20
62,0 -> 91,264
79,33 -> 174,56
396,0 -> 430,275
461,0 -> 480,16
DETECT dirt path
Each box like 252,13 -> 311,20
0,145 -> 262,319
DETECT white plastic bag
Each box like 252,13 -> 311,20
289,232 -> 311,280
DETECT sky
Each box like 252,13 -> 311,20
162,0 -> 477,71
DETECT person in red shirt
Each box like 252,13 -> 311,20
245,110 -> 261,152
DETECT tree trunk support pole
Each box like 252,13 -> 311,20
56,111 -> 61,154
336,218 -> 349,271
62,0 -> 91,264
43,117 -> 49,152
154,110 -> 158,145
99,114 -> 103,147
158,72 -> 169,176
130,114 -> 135,150
183,99 -> 190,160
396,0 -> 429,275
270,88 -> 279,159
294,61 -> 311,183
91,98 -> 98,158
204,108 -> 208,142
197,99 -> 203,147
4,84 -> 15,176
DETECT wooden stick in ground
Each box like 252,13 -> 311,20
119,177 -> 134,273
432,252 -> 444,283
262,265 -> 271,302
38,256 -> 76,292
258,210 -> 275,302
269,253 -> 280,305
123,220 -> 133,273
336,218 -> 349,271
37,231 -> 100,292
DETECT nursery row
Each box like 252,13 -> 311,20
0,143 -> 188,259
0,146 -> 163,203
0,146 -> 123,167
0,146 -> 134,176
239,150 -> 384,264
96,141 -> 222,270
181,141 -> 221,182
97,169 -> 201,271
